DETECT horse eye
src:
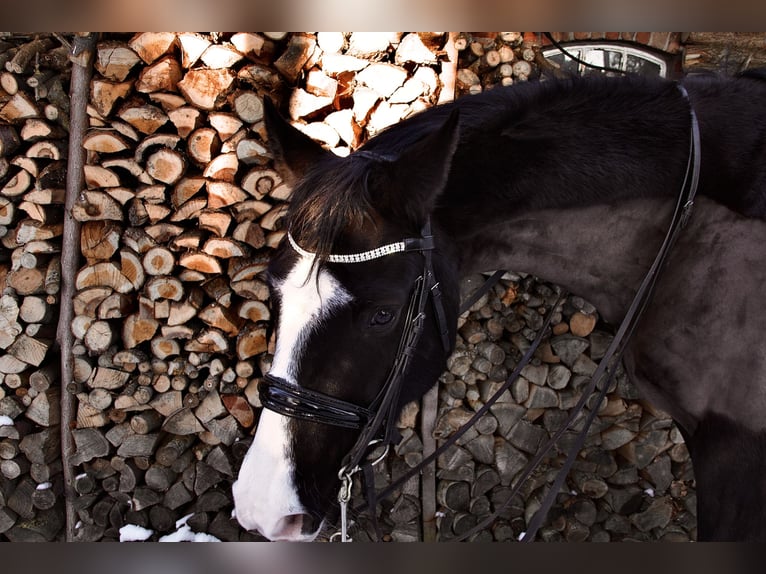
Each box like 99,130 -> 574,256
370,309 -> 395,327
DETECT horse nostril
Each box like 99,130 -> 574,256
271,513 -> 317,540
300,513 -> 317,535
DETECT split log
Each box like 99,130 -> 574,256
177,68 -> 236,111
117,104 -> 168,134
0,91 -> 42,124
167,106 -> 202,139
7,333 -> 50,367
201,44 -> 243,69
82,129 -> 131,153
170,177 -> 206,208
202,153 -> 239,183
198,210 -> 232,237
135,56 -> 182,93
0,125 -> 20,156
20,119 -> 65,142
207,181 -> 246,209
95,41 -> 141,81
90,78 -> 133,117
187,127 -> 221,165
198,303 -> 242,336
236,323 -> 268,360
232,220 -> 266,249
208,112 -> 243,141
75,261 -> 133,293
25,388 -> 60,426
1,168 -> 32,197
177,33 -> 211,69
119,248 -> 145,290
128,32 -> 177,65
145,275 -> 184,301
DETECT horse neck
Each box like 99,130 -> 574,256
447,197 -> 678,324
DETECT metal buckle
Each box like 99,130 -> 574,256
332,440 -> 390,542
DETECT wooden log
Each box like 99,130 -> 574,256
82,129 -> 130,153
145,275 -> 184,302
178,252 -> 222,275
205,182 -> 246,211
170,177 -> 206,209
198,303 -> 242,336
167,106 -> 202,139
202,236 -> 246,259
135,56 -> 182,93
232,90 -> 263,123
128,32 -> 177,65
118,104 -> 168,135
1,167 -> 32,198
201,44 -> 243,69
145,147 -> 185,185
142,246 -> 175,276
24,388 -> 59,426
198,210 -> 232,238
208,112 -> 243,141
0,125 -> 20,156
7,265 -> 46,295
90,78 -> 133,117
177,33 -> 211,69
80,222 -> 120,264
5,37 -> 55,74
122,310 -> 160,349
83,319 -> 115,354
162,408 -> 204,435
235,323 -> 268,360
237,300 -> 270,323
0,91 -> 42,124
75,261 -> 133,293
274,35 -> 316,83
202,153 -> 239,183
95,41 -> 141,81
187,127 -> 221,165
177,69 -> 236,111
232,220 -> 266,249
183,327 -> 228,354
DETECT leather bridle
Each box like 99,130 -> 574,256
258,83 -> 701,542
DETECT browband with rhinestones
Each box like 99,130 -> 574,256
287,232 -> 434,264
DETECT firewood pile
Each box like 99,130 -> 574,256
0,31 -> 697,543
0,31 -> 462,542
0,33 -> 72,541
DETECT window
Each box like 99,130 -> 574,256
542,43 -> 668,78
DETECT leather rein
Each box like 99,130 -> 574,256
258,84 -> 701,542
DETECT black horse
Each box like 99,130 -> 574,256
233,73 -> 766,541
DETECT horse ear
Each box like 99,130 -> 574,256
377,108 -> 460,224
263,97 -> 331,186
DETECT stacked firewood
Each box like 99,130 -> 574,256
454,32 -> 544,95
0,33 -> 72,541
64,32 -> 455,542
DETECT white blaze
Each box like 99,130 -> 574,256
233,253 -> 351,540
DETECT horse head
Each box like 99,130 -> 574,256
233,100 -> 462,540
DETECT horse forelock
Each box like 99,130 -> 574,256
286,153 -> 384,261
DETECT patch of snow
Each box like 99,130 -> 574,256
119,524 -> 154,542
0,415 -> 13,426
158,513 -> 221,543
36,482 -> 52,490
644,488 -> 655,497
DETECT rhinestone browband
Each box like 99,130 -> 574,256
287,232 -> 433,263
